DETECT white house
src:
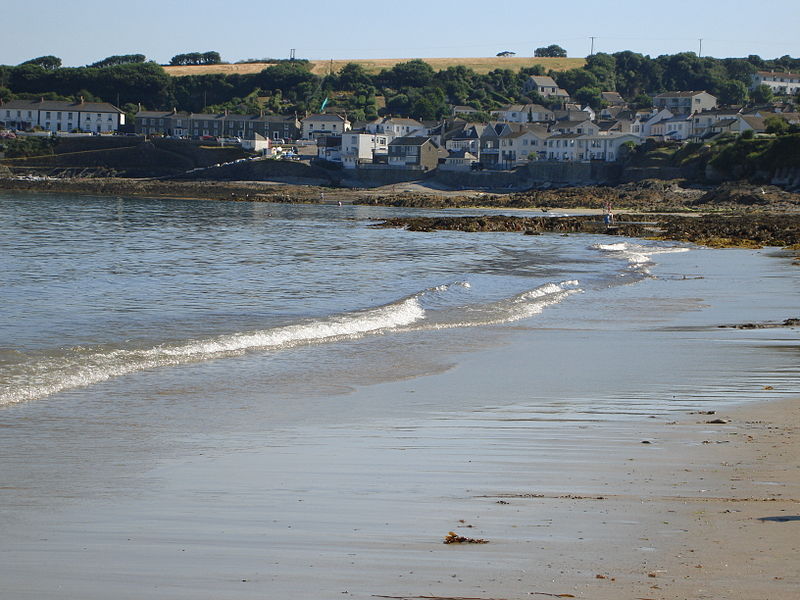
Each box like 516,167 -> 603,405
652,91 -> 717,115
523,76 -> 571,100
440,149 -> 479,171
650,115 -> 693,140
301,113 -> 351,140
546,132 -> 641,162
751,71 -> 800,95
242,132 -> 271,153
691,108 -> 742,138
491,103 -> 554,123
316,136 -> 342,161
630,108 -> 673,137
364,117 -> 426,139
340,131 -> 389,168
0,99 -> 125,133
552,120 -> 600,136
498,126 -> 549,166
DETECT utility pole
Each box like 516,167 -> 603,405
590,37 -> 596,55
698,38 -> 703,58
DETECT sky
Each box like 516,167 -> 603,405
1,0 -> 798,67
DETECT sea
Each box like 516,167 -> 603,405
1,191 -> 798,598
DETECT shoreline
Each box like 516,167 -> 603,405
0,189 -> 798,599
3,177 -> 800,250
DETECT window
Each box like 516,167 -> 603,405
46,112 -> 51,118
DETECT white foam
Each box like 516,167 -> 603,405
593,241 -> 690,271
0,297 -> 425,406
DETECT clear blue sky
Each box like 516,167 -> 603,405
2,0 -> 798,67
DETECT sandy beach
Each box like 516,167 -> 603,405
0,195 -> 798,599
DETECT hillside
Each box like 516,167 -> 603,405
163,56 -> 586,77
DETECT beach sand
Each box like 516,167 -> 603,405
1,246 -> 798,599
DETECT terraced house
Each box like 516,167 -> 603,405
134,110 -> 300,140
0,99 -> 125,133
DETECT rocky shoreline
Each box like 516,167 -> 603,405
374,213 -> 800,249
3,176 -> 800,250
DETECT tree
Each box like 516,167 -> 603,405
169,51 -> 221,66
21,55 -> 62,70
554,68 -> 599,95
534,45 -> 567,58
585,52 -> 616,89
717,80 -> 748,105
751,84 -> 774,104
379,60 -> 435,89
89,54 -> 146,68
764,115 -> 788,134
335,63 -> 372,91
257,62 -> 317,97
574,86 -> 603,109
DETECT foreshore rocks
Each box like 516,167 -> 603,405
2,176 -> 799,248
374,213 -> 800,248
355,180 -> 800,213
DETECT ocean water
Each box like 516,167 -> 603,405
1,192 -> 799,598
0,193 -> 672,406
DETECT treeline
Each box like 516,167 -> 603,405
1,52 -> 799,123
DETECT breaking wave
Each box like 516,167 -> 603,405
1,279 -> 580,405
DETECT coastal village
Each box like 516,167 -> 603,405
1,69 -> 799,183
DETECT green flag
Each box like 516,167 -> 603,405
319,97 -> 329,112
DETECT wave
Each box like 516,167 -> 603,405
0,280 -> 581,406
592,241 -> 690,272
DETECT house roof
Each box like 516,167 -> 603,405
556,120 -> 595,129
494,103 -> 552,114
388,136 -> 436,147
756,70 -> 800,79
712,118 -> 738,128
317,135 -> 342,147
695,108 -> 741,117
382,117 -> 424,127
2,99 -> 123,113
554,111 -> 592,122
528,75 -> 559,87
738,115 -> 767,131
136,110 -> 185,118
303,113 -> 347,122
601,91 -> 625,104
445,149 -> 478,159
654,91 -> 711,98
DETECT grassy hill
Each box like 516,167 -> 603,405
163,57 -> 586,77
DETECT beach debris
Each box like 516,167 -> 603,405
443,531 -> 488,544
764,385 -> 774,390
373,596 -> 510,600
641,440 -> 652,444
706,418 -> 730,424
496,500 -> 510,504
530,593 -> 576,598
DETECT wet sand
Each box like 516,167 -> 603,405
1,246 -> 798,599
